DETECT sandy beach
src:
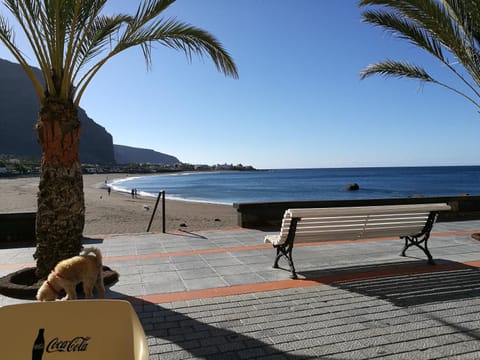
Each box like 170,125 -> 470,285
0,174 -> 238,235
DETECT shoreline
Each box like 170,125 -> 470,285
103,177 -> 234,206
0,174 -> 239,235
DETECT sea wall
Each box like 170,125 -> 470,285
234,195 -> 480,229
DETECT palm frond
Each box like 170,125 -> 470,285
0,4 -> 45,98
360,60 -> 434,81
75,14 -> 238,104
122,18 -> 238,78
443,0 -> 480,42
133,0 -> 175,25
64,1 -> 111,88
441,0 -> 480,81
362,9 -> 446,62
72,15 -> 129,75
359,0 -> 480,109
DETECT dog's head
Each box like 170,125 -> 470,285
36,273 -> 63,301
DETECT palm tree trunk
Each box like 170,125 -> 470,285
33,98 -> 85,279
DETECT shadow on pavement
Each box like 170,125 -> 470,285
107,290 -> 316,360
298,259 -> 480,307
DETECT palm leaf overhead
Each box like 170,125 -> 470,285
0,0 -> 238,105
359,0 -> 480,109
361,60 -> 435,81
0,0 -> 238,278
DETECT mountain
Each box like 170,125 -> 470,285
114,144 -> 179,165
0,58 -> 180,165
0,58 -> 115,164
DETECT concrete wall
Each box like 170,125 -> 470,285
234,195 -> 480,229
0,212 -> 35,243
3,195 -> 480,243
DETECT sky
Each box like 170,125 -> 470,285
1,0 -> 480,169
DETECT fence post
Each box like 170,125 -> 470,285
161,190 -> 166,233
147,191 -> 165,232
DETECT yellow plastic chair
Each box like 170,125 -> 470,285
0,299 -> 148,359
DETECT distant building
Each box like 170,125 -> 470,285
214,163 -> 234,170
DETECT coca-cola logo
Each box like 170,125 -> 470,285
46,336 -> 90,353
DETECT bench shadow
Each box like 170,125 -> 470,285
296,259 -> 480,307
176,229 -> 209,239
154,230 -> 209,239
104,289 -> 318,360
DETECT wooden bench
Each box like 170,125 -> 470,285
264,203 -> 451,279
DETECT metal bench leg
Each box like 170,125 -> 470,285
286,245 -> 298,279
400,212 -> 437,265
273,246 -> 282,268
272,243 -> 298,279
272,217 -> 299,279
401,235 -> 435,265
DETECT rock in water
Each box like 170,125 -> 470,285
345,183 -> 359,191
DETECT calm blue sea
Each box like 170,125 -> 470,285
109,166 -> 480,205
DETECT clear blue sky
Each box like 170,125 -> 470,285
1,0 -> 480,169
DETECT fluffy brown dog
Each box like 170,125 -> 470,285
36,247 -> 105,301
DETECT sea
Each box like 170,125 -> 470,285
108,166 -> 480,205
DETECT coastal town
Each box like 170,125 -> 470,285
0,155 -> 256,177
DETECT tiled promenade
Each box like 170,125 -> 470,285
2,220 -> 480,359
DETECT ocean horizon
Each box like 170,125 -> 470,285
107,166 -> 480,205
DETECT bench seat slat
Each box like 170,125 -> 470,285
295,225 -> 424,240
269,226 -> 426,245
365,220 -> 426,227
294,225 -> 425,236
295,228 -> 365,236
363,221 -> 428,228
362,228 -> 424,238
294,233 -> 362,242
369,216 -> 426,222
295,218 -> 428,227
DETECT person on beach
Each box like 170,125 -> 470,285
107,186 -> 111,196
131,189 -> 135,198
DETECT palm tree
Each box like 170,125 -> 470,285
0,0 -> 238,278
359,0 -> 480,110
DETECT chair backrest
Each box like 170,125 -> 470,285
277,203 -> 451,244
0,299 -> 148,359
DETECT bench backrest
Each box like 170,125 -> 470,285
276,203 -> 451,244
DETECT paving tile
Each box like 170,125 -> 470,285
182,276 -> 228,291
214,264 -> 255,276
177,268 -> 218,280
221,273 -> 265,286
